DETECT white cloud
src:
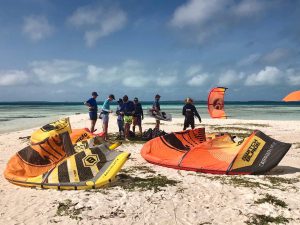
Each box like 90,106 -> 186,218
187,74 -> 209,86
123,76 -> 150,88
156,76 -> 178,86
186,64 -> 202,77
30,59 -> 86,84
233,0 -> 266,17
262,48 -> 291,63
0,70 -> 28,86
23,15 -> 54,41
245,66 -> 282,86
170,0 -> 225,28
68,4 -> 127,47
237,53 -> 261,67
170,0 -> 270,44
218,70 -> 245,86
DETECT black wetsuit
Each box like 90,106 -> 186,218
182,103 -> 201,130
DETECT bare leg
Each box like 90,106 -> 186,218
90,120 -> 96,133
155,120 -> 160,130
103,122 -> 108,141
139,125 -> 142,136
125,123 -> 130,139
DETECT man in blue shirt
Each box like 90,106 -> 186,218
101,94 -> 115,141
84,91 -> 98,133
121,95 -> 135,140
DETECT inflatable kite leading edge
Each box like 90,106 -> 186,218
283,90 -> 300,102
208,87 -> 228,119
141,128 -> 291,175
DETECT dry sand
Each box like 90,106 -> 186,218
0,114 -> 300,225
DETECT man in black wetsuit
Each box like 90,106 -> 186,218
182,98 -> 201,130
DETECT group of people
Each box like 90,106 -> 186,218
85,92 -> 156,141
84,92 -> 201,141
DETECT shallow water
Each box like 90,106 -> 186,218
0,102 -> 299,134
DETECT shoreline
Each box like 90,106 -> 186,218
0,114 -> 300,225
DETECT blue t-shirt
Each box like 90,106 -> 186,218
102,99 -> 111,114
121,101 -> 135,116
86,98 -> 98,112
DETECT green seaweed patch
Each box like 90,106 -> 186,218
293,142 -> 300,149
245,214 -> 290,225
208,126 -> 254,133
116,174 -> 180,192
202,175 -> 271,189
109,132 -> 147,144
55,199 -> 91,221
121,165 -> 156,174
254,194 -> 288,208
264,176 -> 299,186
230,123 -> 270,128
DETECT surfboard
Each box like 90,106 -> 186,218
147,109 -> 172,121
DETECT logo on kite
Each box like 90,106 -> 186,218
207,87 -> 228,119
83,154 -> 99,167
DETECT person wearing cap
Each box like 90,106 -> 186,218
133,97 -> 144,136
84,92 -> 99,133
182,97 -> 201,130
152,94 -> 161,130
121,95 -> 135,140
116,98 -> 125,138
101,94 -> 115,141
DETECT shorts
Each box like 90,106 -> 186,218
124,115 -> 133,124
133,116 -> 142,126
102,113 -> 109,124
89,111 -> 98,120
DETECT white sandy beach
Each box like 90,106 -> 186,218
0,114 -> 300,225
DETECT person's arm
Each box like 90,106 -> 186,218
102,100 -> 112,113
193,105 -> 202,122
182,105 -> 186,116
141,104 -> 144,119
85,99 -> 94,110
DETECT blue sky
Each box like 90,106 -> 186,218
0,0 -> 300,101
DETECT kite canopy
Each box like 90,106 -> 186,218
207,87 -> 228,119
141,128 -> 291,175
283,90 -> 300,102
4,118 -> 129,190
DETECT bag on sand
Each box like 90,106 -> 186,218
142,128 -> 167,141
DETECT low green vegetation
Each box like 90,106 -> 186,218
245,214 -> 290,225
264,176 -> 299,186
293,142 -> 300,149
202,175 -> 299,190
203,175 -> 269,189
109,132 -> 147,144
55,199 -> 91,221
230,123 -> 270,128
121,165 -> 156,174
116,173 -> 180,192
254,194 -> 288,208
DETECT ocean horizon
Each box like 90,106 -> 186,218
0,101 -> 299,134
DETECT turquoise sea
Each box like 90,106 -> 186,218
0,101 -> 299,134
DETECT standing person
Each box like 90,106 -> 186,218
121,95 -> 135,141
152,94 -> 161,130
133,97 -> 144,136
116,98 -> 125,138
182,97 -> 201,130
101,94 -> 115,141
84,91 -> 98,133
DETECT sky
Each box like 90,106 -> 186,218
0,0 -> 300,102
